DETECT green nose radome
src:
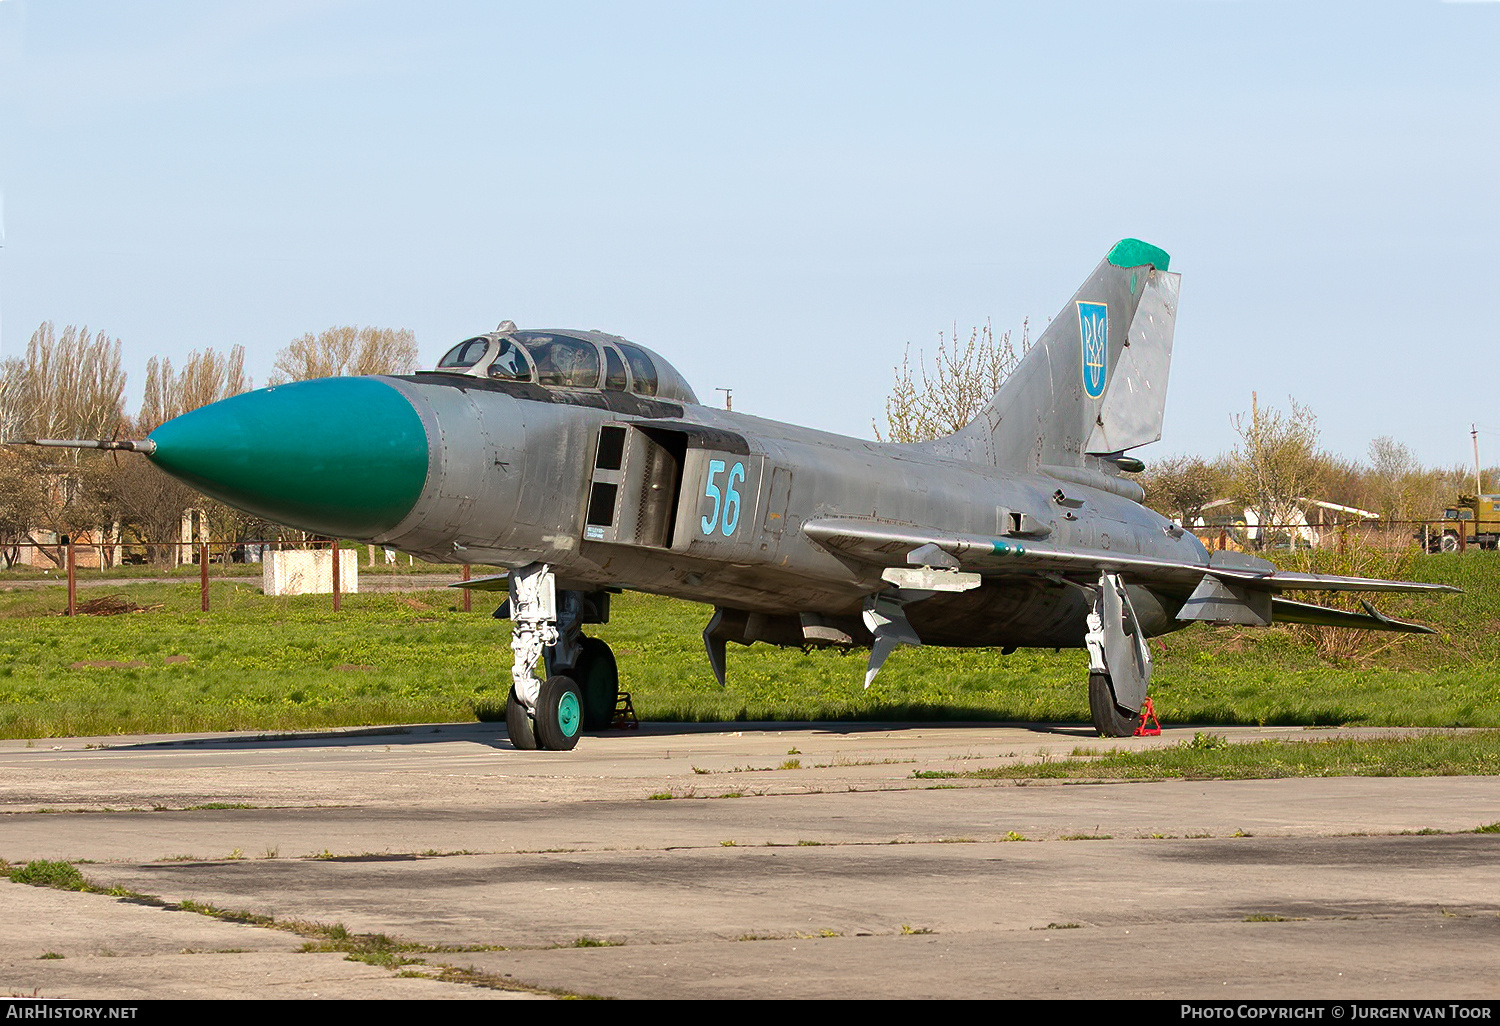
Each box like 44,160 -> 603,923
147,377 -> 430,539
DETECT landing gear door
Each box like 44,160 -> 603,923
675,448 -> 764,558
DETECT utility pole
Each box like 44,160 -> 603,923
716,388 -> 733,411
1474,424 -> 1483,494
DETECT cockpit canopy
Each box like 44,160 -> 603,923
432,327 -> 698,404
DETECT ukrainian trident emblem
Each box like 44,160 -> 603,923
1078,301 -> 1108,399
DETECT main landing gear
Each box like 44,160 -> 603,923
1087,671 -> 1141,738
1084,572 -> 1154,738
503,563 -> 619,751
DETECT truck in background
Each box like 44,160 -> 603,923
1427,493 -> 1500,552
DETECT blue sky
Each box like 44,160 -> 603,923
1,1 -> 1496,469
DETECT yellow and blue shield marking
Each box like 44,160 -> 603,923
1078,301 -> 1108,399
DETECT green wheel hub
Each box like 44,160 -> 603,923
535,675 -> 583,751
557,691 -> 581,738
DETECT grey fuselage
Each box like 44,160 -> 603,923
371,372 -> 1209,650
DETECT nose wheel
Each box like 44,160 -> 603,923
506,675 -> 585,751
535,675 -> 584,750
505,687 -> 538,750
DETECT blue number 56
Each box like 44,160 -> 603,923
701,460 -> 746,536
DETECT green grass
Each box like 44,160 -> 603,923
917,730 -> 1500,781
0,552 -> 1494,739
0,583 -> 510,737
9,859 -> 89,890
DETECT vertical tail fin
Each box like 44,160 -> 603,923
939,239 -> 1179,472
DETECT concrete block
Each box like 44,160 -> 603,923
262,549 -> 358,596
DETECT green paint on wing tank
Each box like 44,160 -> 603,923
1106,238 -> 1170,271
146,377 -> 429,538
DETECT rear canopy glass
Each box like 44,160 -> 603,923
515,332 -> 601,389
617,342 -> 658,396
604,346 -> 628,391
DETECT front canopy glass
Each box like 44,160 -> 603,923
436,337 -> 491,369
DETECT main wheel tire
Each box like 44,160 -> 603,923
534,675 -> 584,751
1089,672 -> 1142,738
567,638 -> 620,731
506,687 -> 538,751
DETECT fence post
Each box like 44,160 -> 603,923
200,542 -> 210,612
67,541 -> 76,616
462,564 -> 471,612
331,540 -> 341,612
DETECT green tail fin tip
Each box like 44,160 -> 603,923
1107,238 -> 1170,271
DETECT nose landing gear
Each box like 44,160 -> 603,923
504,563 -> 619,750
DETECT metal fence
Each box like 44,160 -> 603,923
0,539 -> 476,615
1192,519 -> 1495,555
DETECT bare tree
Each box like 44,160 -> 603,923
270,326 -> 418,384
138,345 -> 250,432
138,358 -> 172,436
1,443 -> 120,562
1140,454 -> 1226,525
1229,393 -> 1324,546
1312,453 -> 1368,511
94,456 -> 201,563
1365,435 -> 1429,523
0,324 -> 128,562
0,448 -> 49,566
875,320 -> 1029,443
0,323 -> 127,441
126,345 -> 256,560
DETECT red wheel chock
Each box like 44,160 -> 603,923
1134,697 -> 1161,737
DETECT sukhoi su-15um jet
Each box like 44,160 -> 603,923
17,239 -> 1455,750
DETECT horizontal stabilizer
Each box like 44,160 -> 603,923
1208,567 -> 1460,596
1271,597 -> 1437,635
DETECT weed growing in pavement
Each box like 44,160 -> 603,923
8,860 -> 87,890
923,731 -> 1500,782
